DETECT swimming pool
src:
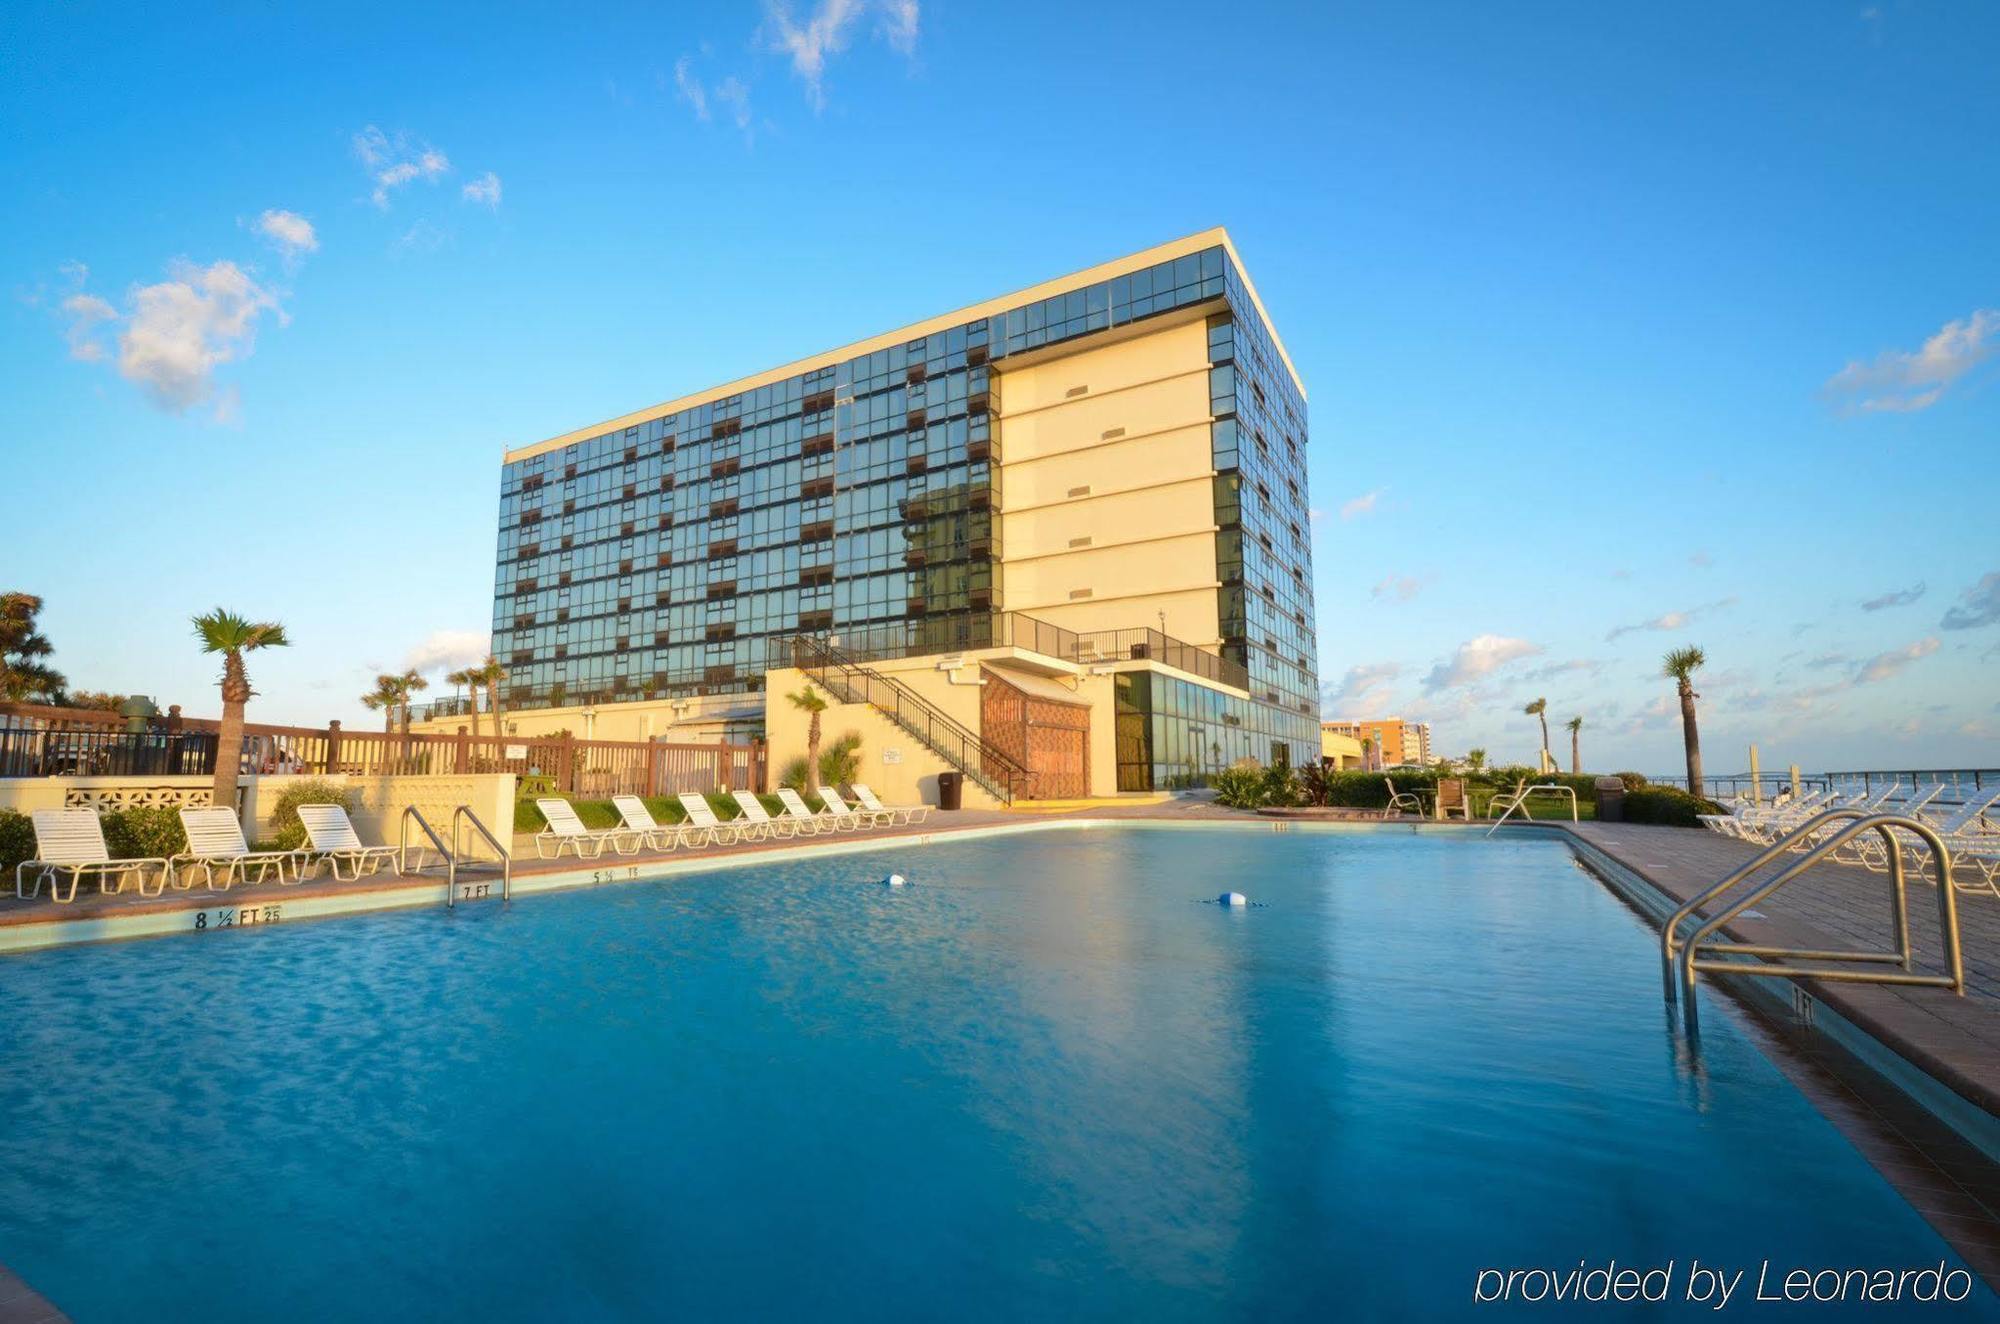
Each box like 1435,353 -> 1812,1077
0,825 -> 1988,1320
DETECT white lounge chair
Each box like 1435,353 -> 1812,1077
1382,778 -> 1424,819
610,795 -> 700,852
774,786 -> 858,833
15,808 -> 168,903
296,804 -> 402,880
823,786 -> 895,828
533,797 -> 639,859
173,806 -> 307,890
730,789 -> 802,839
676,793 -> 750,845
851,783 -> 929,825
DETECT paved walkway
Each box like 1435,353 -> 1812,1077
1555,820 -> 2000,1109
0,1264 -> 66,1324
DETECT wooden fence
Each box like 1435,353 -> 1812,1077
0,703 -> 764,798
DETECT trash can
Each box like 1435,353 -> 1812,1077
937,771 -> 964,811
1594,776 -> 1626,823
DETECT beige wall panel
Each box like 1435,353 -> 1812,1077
997,317 -> 1210,415
1001,482 -> 1214,559
761,667 -> 998,809
1000,428 -> 1213,511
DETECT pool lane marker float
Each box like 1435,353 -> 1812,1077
884,873 -> 908,887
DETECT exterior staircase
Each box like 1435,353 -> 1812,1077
787,635 -> 1027,804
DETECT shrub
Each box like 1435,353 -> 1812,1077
263,778 -> 354,850
819,732 -> 862,788
1259,762 -> 1298,808
1623,785 -> 1723,828
0,810 -> 34,876
779,733 -> 864,793
101,805 -> 188,859
1614,771 -> 1649,792
1320,770 -> 1438,810
1212,766 -> 1267,809
1295,760 -> 1333,807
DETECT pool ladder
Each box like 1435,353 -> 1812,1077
1660,808 -> 1962,1034
399,806 -> 513,909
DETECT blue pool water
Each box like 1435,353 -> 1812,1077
0,826 -> 1990,1320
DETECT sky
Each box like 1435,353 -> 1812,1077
2,0 -> 1996,775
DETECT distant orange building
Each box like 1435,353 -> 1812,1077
1321,718 -> 1431,768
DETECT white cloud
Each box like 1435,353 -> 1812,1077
60,291 -> 116,361
764,0 -> 865,108
879,0 -> 919,53
1860,582 -> 1925,612
461,171 -> 502,208
1519,658 -> 1603,683
405,629 -> 490,676
1321,662 -> 1402,717
120,260 -> 284,413
1370,573 -> 1425,602
394,221 -> 449,255
1856,636 -> 1939,684
762,0 -> 917,107
1423,635 -> 1543,692
714,76 -> 753,131
1604,596 -> 1737,642
675,51 -> 754,138
355,125 -> 452,208
1339,488 -> 1384,521
1941,571 -> 2000,631
352,125 -> 391,166
674,55 -> 710,119
256,209 -> 319,260
60,259 -> 284,416
1824,308 -> 2000,414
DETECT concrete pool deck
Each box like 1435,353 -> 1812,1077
3,803 -> 2000,1305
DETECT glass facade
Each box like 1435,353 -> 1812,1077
489,241 -> 1319,774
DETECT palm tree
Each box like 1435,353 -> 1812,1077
1524,697 -> 1550,771
446,667 -> 482,738
397,669 -> 428,737
361,674 -> 407,734
1,591 -> 66,702
788,684 -> 829,792
1662,645 -> 1707,799
193,609 -> 288,810
1360,735 -> 1374,771
1566,716 -> 1584,775
1466,747 -> 1487,774
472,655 -> 508,737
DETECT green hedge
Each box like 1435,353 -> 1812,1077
261,778 -> 355,850
0,810 -> 34,876
513,790 -> 823,834
100,805 -> 189,859
1621,786 -> 1723,828
1,804 -> 196,873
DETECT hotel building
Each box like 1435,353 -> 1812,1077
1322,719 -> 1432,768
453,230 -> 1319,802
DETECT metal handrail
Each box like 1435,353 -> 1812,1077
398,806 -> 451,876
1668,812 -> 1962,1034
448,806 -> 512,908
1661,807 -> 1875,1000
789,634 -> 1028,803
